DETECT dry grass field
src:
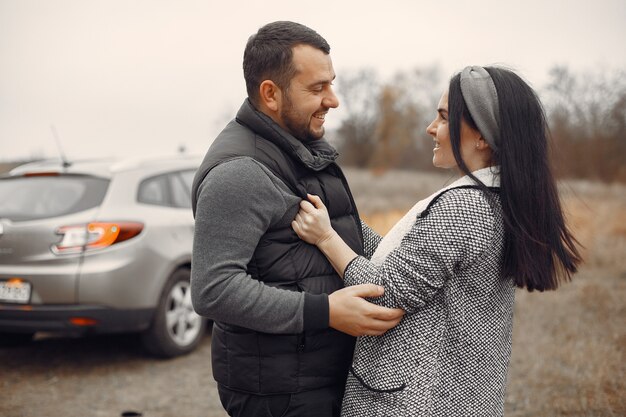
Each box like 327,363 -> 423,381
344,169 -> 626,417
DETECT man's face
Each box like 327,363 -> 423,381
276,44 -> 339,141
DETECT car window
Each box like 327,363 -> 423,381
169,173 -> 191,209
0,175 -> 109,222
179,170 -> 195,195
137,175 -> 169,206
137,170 -> 195,208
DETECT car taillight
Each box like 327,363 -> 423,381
52,222 -> 144,254
23,172 -> 60,177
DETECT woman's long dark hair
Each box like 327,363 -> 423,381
448,67 -> 582,291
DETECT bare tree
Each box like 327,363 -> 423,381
544,66 -> 626,182
335,64 -> 624,182
335,68 -> 381,167
336,65 -> 443,171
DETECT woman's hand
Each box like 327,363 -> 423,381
293,194 -> 359,278
292,194 -> 337,246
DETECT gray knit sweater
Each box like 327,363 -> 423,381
191,156 -> 328,333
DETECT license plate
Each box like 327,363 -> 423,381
0,279 -> 31,304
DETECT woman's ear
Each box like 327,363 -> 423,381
259,80 -> 281,112
476,137 -> 490,151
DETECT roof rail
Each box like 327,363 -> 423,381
110,154 -> 202,172
8,157 -> 115,176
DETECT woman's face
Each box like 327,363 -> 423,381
426,90 -> 487,171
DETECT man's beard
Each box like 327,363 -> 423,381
280,95 -> 324,142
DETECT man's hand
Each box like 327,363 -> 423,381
329,284 -> 404,336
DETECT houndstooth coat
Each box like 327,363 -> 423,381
342,168 -> 515,417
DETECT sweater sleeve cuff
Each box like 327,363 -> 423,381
344,256 -> 362,279
303,292 -> 329,330
344,256 -> 380,287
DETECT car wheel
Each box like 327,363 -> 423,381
141,268 -> 207,358
0,332 -> 34,347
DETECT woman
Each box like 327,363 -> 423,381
292,66 -> 581,416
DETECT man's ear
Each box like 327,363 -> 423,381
259,80 -> 281,112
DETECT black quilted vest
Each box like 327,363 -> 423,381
191,100 -> 363,394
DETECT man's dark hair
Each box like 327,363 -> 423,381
448,67 -> 582,292
243,21 -> 330,105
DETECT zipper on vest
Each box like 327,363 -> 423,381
297,333 -> 305,352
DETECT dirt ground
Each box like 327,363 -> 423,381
1,169 -> 624,417
0,332 -> 228,417
505,268 -> 625,417
2,267 -> 624,417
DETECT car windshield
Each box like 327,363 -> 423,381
0,175 -> 109,221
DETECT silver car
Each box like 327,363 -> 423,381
0,156 -> 207,357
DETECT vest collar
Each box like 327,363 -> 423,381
235,99 -> 338,171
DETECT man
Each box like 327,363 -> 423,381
191,21 -> 403,417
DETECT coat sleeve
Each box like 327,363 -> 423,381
361,220 -> 383,260
344,189 -> 497,313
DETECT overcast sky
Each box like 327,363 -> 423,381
1,0 -> 625,161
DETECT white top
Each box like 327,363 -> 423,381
371,167 -> 500,265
